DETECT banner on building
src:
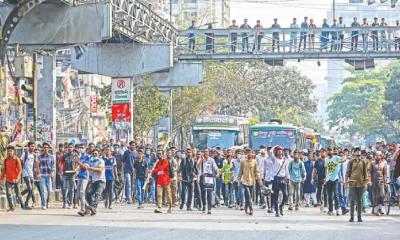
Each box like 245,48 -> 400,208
111,78 -> 131,103
90,95 -> 98,113
112,103 -> 131,122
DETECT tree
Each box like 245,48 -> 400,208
382,61 -> 400,139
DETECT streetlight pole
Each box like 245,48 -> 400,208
332,0 -> 336,21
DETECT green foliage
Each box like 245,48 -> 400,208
327,61 -> 400,141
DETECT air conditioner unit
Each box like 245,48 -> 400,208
14,56 -> 33,78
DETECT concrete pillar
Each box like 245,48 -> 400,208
37,55 -> 56,147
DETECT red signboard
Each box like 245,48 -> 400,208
112,103 -> 131,122
90,95 -> 98,113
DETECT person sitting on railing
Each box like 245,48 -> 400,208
351,17 -> 361,52
361,18 -> 370,53
320,18 -> 330,52
299,16 -> 308,52
380,18 -> 388,51
240,18 -> 252,53
289,18 -> 299,53
229,20 -> 239,53
371,17 -> 379,51
330,19 -> 339,52
253,20 -> 264,53
188,20 -> 197,53
271,18 -> 281,52
394,20 -> 400,51
309,18 -> 316,50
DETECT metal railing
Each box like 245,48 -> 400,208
177,26 -> 400,60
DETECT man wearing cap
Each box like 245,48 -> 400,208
270,145 -> 290,217
345,147 -> 368,222
255,146 -> 267,208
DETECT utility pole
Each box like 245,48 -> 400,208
170,0 -> 172,22
332,0 -> 336,21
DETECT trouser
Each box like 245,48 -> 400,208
156,184 -> 172,209
264,180 -> 273,210
40,176 -> 52,207
304,193 -> 317,205
326,180 -> 339,212
104,180 -> 114,207
34,180 -> 41,203
180,181 -> 194,208
189,38 -> 195,51
299,34 -> 307,50
215,177 -> 222,203
289,180 -> 301,208
350,186 -> 364,218
337,181 -> 348,210
170,179 -> 178,206
86,180 -> 105,214
351,35 -> 358,51
253,35 -> 262,52
289,38 -> 297,52
372,34 -> 378,51
339,34 -> 344,51
135,178 -> 145,205
255,180 -> 265,205
21,176 -> 35,206
5,182 -> 23,209
234,181 -> 244,206
272,36 -> 280,52
272,181 -> 288,213
362,34 -> 368,51
224,183 -> 234,206
371,183 -> 385,207
231,37 -> 237,52
62,175 -> 74,205
124,172 -> 134,202
316,181 -> 327,206
243,185 -> 254,210
200,183 -> 213,211
395,38 -> 400,51
380,36 -> 387,50
309,34 -> 315,49
77,179 -> 88,211
194,180 -> 202,209
242,35 -> 249,52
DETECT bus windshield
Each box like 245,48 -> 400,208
193,130 -> 238,150
250,129 -> 297,150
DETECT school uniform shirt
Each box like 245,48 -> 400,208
77,155 -> 90,180
89,157 -> 105,182
21,151 -> 36,178
104,156 -> 117,181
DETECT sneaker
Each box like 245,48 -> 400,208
167,208 -> 172,213
207,210 -> 212,214
41,206 -> 46,210
349,217 -> 354,222
279,207 -> 284,216
202,207 -> 206,213
62,203 -> 66,209
78,210 -> 85,216
336,210 -> 340,216
261,205 -> 266,209
179,204 -> 184,210
137,205 -> 141,209
342,209 -> 349,215
73,204 -> 78,209
108,206 -> 113,210
327,211 -> 334,216
240,207 -> 244,211
127,201 -> 132,204
378,209 -> 384,215
275,213 -> 280,217
7,208 -> 15,212
305,203 -> 310,207
357,217 -> 363,222
267,209 -> 273,213
154,208 -> 163,213
295,207 -> 299,211
67,205 -> 73,209
288,206 -> 293,211
22,206 -> 32,210
187,207 -> 193,211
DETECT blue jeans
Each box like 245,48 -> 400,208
216,177 -> 222,200
224,183 -> 234,206
40,175 -> 52,207
125,172 -> 133,202
337,181 -> 348,210
62,175 -> 74,205
136,178 -> 145,205
234,181 -> 244,206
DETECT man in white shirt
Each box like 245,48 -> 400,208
270,145 -> 290,217
264,147 -> 275,213
20,142 -> 37,209
256,146 -> 267,208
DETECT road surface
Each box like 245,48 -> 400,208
0,203 -> 399,240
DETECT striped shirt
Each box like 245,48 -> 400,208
39,154 -> 55,177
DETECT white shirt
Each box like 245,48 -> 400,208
256,154 -> 267,179
21,151 -> 36,178
264,156 -> 274,181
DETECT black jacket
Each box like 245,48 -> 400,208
179,158 -> 198,183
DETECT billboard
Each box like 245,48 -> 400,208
112,103 -> 131,122
89,95 -> 98,113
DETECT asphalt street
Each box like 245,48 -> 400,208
0,203 -> 399,240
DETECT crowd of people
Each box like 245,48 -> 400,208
1,138 -> 399,223
187,17 -> 400,53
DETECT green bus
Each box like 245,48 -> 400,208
249,122 -> 307,150
192,115 -> 248,150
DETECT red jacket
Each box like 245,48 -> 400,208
152,159 -> 171,186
